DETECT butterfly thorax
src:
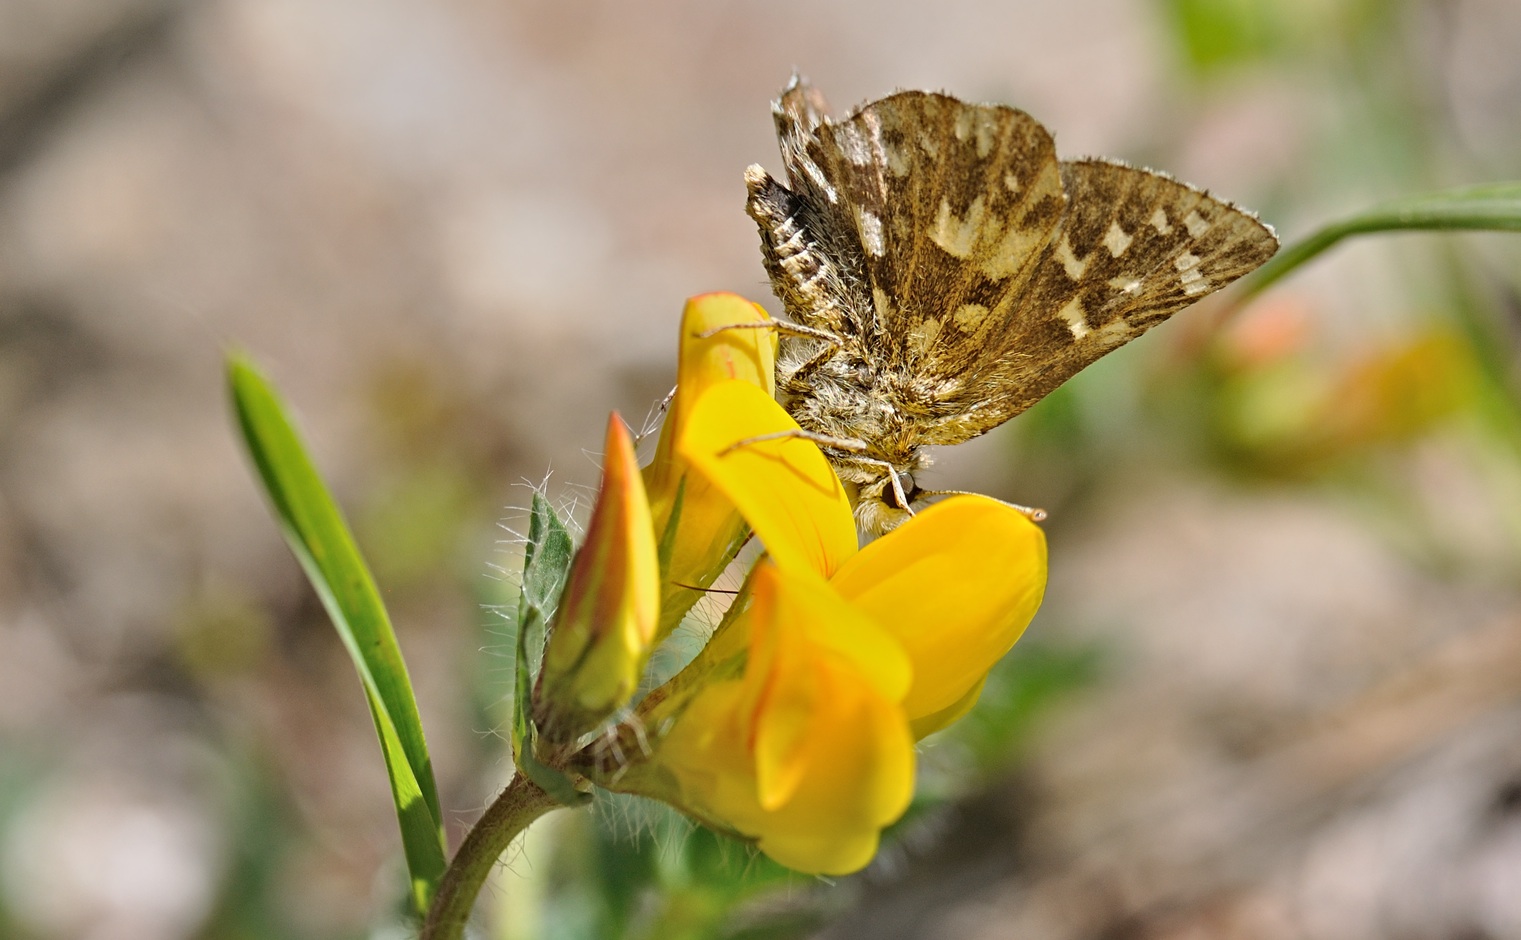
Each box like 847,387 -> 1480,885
777,336 -> 931,539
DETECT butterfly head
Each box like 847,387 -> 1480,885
851,466 -> 921,536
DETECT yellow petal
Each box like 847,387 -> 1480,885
669,292 -> 777,427
537,414 -> 660,740
653,564 -> 916,875
748,658 -> 913,874
679,380 -> 857,578
831,495 -> 1047,726
645,292 -> 776,505
908,675 -> 986,740
643,294 -> 777,639
743,565 -> 911,810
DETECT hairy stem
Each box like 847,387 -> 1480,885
421,774 -> 564,940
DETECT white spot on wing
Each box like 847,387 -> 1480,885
1093,317 -> 1134,347
1003,172 -> 1020,193
983,224 -> 1048,281
1057,297 -> 1090,338
1104,221 -> 1133,258
974,113 -> 998,158
908,317 -> 942,354
1149,208 -> 1172,234
1175,251 -> 1209,294
1055,235 -> 1089,281
837,124 -> 873,167
1184,210 -> 1210,238
1108,276 -> 1142,294
930,196 -> 989,259
953,108 -> 974,142
798,156 -> 838,204
858,208 -> 885,257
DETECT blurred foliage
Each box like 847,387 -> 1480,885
1163,0 -> 1395,73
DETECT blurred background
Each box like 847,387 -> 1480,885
3,0 -> 1521,937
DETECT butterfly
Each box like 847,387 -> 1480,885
742,75 -> 1279,534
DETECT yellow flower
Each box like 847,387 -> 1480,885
657,562 -> 915,874
643,293 -> 777,640
535,414 -> 660,742
644,378 -> 1047,873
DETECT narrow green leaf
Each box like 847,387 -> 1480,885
1241,182 -> 1521,299
227,355 -> 446,914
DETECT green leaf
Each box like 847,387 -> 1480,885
1241,181 -> 1521,300
227,355 -> 446,914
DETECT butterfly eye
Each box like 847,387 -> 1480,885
881,471 -> 918,510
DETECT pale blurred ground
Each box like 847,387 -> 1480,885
2,1 -> 1521,938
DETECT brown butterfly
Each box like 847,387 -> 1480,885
741,76 -> 1278,534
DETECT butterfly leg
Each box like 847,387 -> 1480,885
715,426 -> 867,457
695,318 -> 838,345
848,455 -> 916,517
697,318 -> 845,392
716,429 -> 913,514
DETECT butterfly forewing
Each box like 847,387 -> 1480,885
809,93 -> 1067,370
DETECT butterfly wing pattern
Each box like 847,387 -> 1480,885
745,76 -> 1278,532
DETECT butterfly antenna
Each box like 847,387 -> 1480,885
916,489 -> 1048,523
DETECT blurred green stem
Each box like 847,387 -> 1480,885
421,774 -> 564,940
1235,181 -> 1521,302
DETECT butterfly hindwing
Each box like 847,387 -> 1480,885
744,81 -> 874,340
927,158 -> 1279,440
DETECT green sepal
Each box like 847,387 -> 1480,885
510,494 -> 588,806
655,474 -> 686,575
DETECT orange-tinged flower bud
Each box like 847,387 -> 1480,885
644,293 -> 778,639
536,414 -> 659,742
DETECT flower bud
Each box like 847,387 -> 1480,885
535,414 -> 659,742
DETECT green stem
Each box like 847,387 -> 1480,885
1236,181 -> 1521,302
421,774 -> 564,940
